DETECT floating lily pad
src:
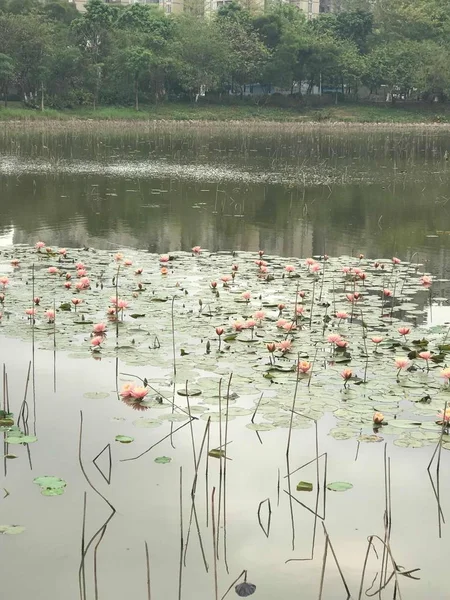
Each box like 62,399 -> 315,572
83,391 -> 110,400
132,419 -> 162,429
6,434 -> 38,444
326,482 -> 353,492
0,525 -> 25,535
154,456 -> 172,464
177,388 -> 202,397
33,476 -> 67,496
115,435 -> 134,443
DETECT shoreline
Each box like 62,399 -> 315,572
2,118 -> 450,132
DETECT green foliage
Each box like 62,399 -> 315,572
0,0 -> 450,110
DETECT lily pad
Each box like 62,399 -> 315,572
83,391 -> 110,400
0,525 -> 25,535
6,434 -> 38,444
154,456 -> 172,464
115,435 -> 134,443
132,418 -> 162,429
326,482 -> 353,492
33,476 -> 67,496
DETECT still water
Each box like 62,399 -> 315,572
1,123 -> 450,600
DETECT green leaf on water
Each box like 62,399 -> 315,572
132,419 -> 162,429
296,481 -> 313,492
130,314 -> 146,319
154,456 -> 172,464
246,422 -> 275,431
83,392 -> 110,400
59,302 -> 72,311
326,482 -> 353,492
115,435 -> 134,444
6,435 -> 38,444
0,525 -> 25,535
177,388 -> 202,397
33,476 -> 67,496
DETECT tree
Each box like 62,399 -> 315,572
124,46 -> 153,110
0,53 -> 14,107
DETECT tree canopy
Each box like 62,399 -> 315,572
1,0 -> 450,108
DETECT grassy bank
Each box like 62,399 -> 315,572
1,102 -> 450,124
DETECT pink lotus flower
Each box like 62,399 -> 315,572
115,253 -> 123,261
342,266 -> 352,274
0,276 -> 9,287
192,246 -> 201,254
336,339 -> 348,348
232,264 -> 239,272
232,321 -> 245,331
34,297 -> 40,305
346,293 -> 358,303
25,308 -> 36,316
336,311 -> 349,320
253,310 -> 266,321
215,327 -> 224,336
285,265 -> 295,273
45,309 -> 55,322
160,267 -> 168,275
65,273 -> 72,280
266,342 -> 277,353
117,299 -> 129,310
135,268 -> 143,275
398,327 -> 410,337
79,277 -> 90,289
75,262 -> 85,270
93,323 -> 106,334
392,257 -> 401,265
91,336 -> 103,347
260,266 -> 268,274
245,319 -> 257,329
277,340 -> 292,353
283,322 -> 297,332
296,306 -> 304,315
383,289 -> 393,297
276,318 -> 288,328
120,383 -> 135,398
160,254 -> 169,263
255,259 -> 268,268
371,336 -> 383,344
341,369 -> 353,386
311,263 -> 321,273
64,282 -> 72,289
298,291 -> 305,298
305,258 -> 315,266
107,307 -> 116,315
298,360 -> 311,374
123,259 -> 132,266
77,269 -> 87,277
71,298 -> 82,307
440,368 -> 450,382
35,241 -> 46,250
420,275 -> 432,287
210,281 -> 217,289
110,296 -> 118,305
10,259 -> 20,267
327,333 -> 342,344
277,303 -> 285,311
373,412 -> 384,424
221,275 -> 231,283
419,351 -> 431,361
438,407 -> 450,422
395,357 -> 409,369
130,386 -> 149,400
45,247 -> 53,254
353,267 -> 362,275
58,248 -> 67,256
358,272 -> 367,281
242,291 -> 251,301
48,267 -> 59,275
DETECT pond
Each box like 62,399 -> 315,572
0,122 -> 450,600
